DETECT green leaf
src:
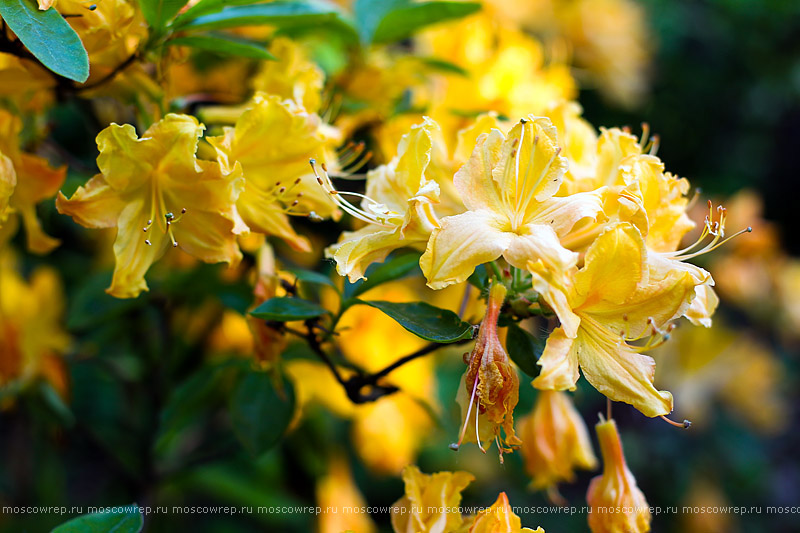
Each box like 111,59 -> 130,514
177,1 -> 341,32
0,0 -> 89,82
229,370 -> 295,456
250,297 -> 328,321
138,0 -> 188,31
418,56 -> 469,77
344,251 -> 421,299
51,504 -> 143,533
356,300 -> 473,343
505,323 -> 544,378
287,267 -> 338,291
467,264 -> 489,291
38,382 -> 75,428
354,0 -> 480,44
167,33 -> 276,60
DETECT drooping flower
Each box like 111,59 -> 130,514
390,465 -> 475,533
247,243 -> 289,369
467,492 -> 544,533
421,116 -> 604,289
0,109 -> 66,254
530,223 -> 695,417
316,455 -> 377,533
57,114 -> 244,298
518,389 -> 597,491
318,117 -> 444,282
587,417 -> 651,533
452,282 -> 521,460
208,94 -> 340,253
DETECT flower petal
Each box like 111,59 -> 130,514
533,327 -> 580,391
504,223 -> 578,272
527,188 -> 605,237
577,326 -> 673,417
420,210 -> 512,290
453,129 -> 506,213
56,175 -> 125,229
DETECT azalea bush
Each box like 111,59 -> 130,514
0,0 -> 797,532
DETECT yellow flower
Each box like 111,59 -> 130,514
587,418 -> 651,533
319,117 -> 443,282
467,492 -> 543,533
57,114 -> 244,298
390,465 -> 474,533
251,37 -> 325,113
530,223 -> 695,417
518,389 -> 597,491
0,110 -> 65,254
421,116 -> 604,290
420,12 -> 576,120
316,455 -> 377,533
208,93 -> 339,253
0,253 -> 70,398
453,283 -> 521,460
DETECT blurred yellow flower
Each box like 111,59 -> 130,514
390,465 -> 474,533
530,223 -> 695,417
0,253 -> 70,399
518,389 -> 597,491
0,110 -> 65,254
467,492 -> 543,533
57,114 -> 244,298
316,455 -> 377,533
421,116 -> 603,290
453,283 -> 521,460
251,37 -> 325,113
209,94 -> 339,253
587,417 -> 651,533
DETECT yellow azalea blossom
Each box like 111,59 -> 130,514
0,253 -> 70,399
453,283 -> 521,460
0,109 -> 65,254
420,12 -> 576,122
0,54 -> 54,112
251,37 -> 325,113
319,117 -> 443,282
467,492 -> 543,533
421,116 -> 604,289
316,455 -> 377,533
518,389 -> 597,491
587,417 -> 651,533
209,93 -> 339,253
390,465 -> 475,533
57,114 -> 244,298
530,223 -> 696,417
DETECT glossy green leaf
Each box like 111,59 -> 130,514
505,322 -> 544,378
356,300 -> 473,343
354,0 -> 480,44
138,0 -> 188,31
0,0 -> 89,82
287,267 -> 338,291
168,33 -> 276,60
229,370 -> 295,456
250,297 -> 328,321
178,1 -> 341,32
344,251 -> 421,299
51,504 -> 143,533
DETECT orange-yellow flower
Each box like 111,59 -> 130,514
0,253 -> 70,399
467,492 -> 544,533
587,417 -> 651,533
57,114 -> 244,298
390,465 -> 475,533
518,389 -> 597,490
0,110 -> 65,254
208,94 -> 339,253
453,282 -> 521,460
316,455 -> 377,533
530,223 -> 695,417
421,116 -> 604,289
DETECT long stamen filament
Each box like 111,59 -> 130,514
451,376 -> 480,451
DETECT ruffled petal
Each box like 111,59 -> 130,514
533,327 -> 580,391
420,210 -> 512,290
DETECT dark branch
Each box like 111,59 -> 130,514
78,54 -> 138,91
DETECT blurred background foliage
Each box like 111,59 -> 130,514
1,0 -> 799,532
